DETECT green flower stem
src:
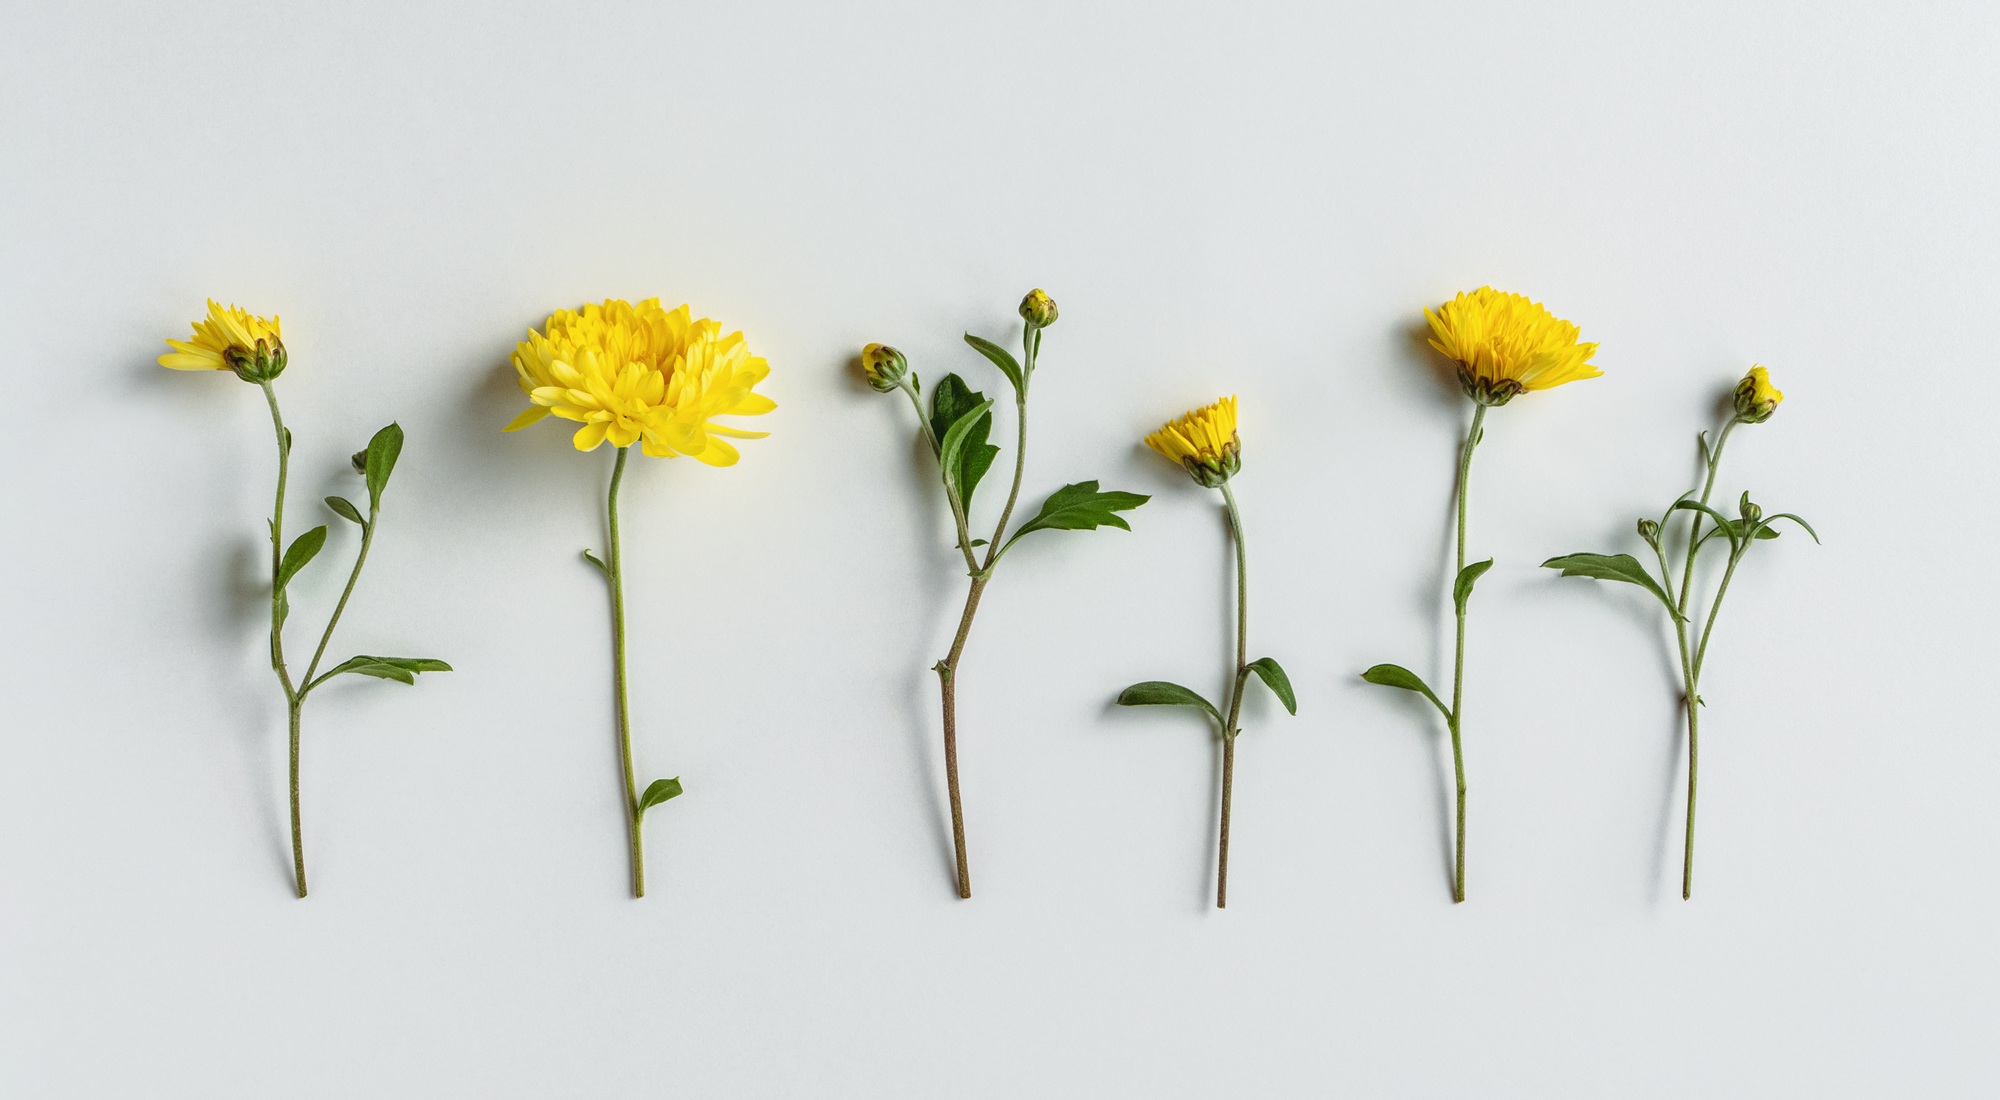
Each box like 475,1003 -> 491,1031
301,506 -> 379,690
927,325 -> 1040,901
898,378 -> 980,575
604,445 -> 646,898
1671,417 -> 1737,901
1447,402 -> 1487,905
1216,482 -> 1251,909
258,381 -> 308,899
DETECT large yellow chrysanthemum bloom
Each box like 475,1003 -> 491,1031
1145,395 -> 1240,488
1424,287 -> 1600,406
159,300 -> 286,381
504,298 -> 775,466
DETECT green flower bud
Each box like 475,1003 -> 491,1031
1738,492 -> 1762,527
1637,518 -> 1661,547
1733,365 -> 1783,424
860,343 -> 909,392
224,336 -> 287,383
1019,288 -> 1058,329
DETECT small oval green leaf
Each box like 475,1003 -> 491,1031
639,777 -> 684,812
1116,681 -> 1222,725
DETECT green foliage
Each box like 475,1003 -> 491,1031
1452,558 -> 1494,614
324,496 -> 365,525
318,655 -> 453,686
1362,663 -> 1448,718
639,777 -> 684,812
963,333 -> 1025,395
929,374 -> 1000,512
1541,552 -> 1680,617
582,549 -> 609,575
1117,680 -> 1222,725
1003,481 -> 1148,550
276,526 -> 327,592
1246,658 -> 1296,715
363,422 -> 403,508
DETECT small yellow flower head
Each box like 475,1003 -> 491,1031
1424,287 -> 1601,407
159,300 -> 287,383
1019,288 -> 1059,329
861,343 -> 910,392
505,298 -> 775,466
1145,395 -> 1240,488
1733,365 -> 1783,424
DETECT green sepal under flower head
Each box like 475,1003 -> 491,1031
1456,365 -> 1525,407
1019,288 -> 1058,329
1733,365 -> 1783,424
861,343 -> 910,393
225,337 -> 288,384
1185,439 -> 1241,488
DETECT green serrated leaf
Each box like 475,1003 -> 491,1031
1245,657 -> 1297,715
1452,559 -> 1494,614
364,423 -> 404,507
639,777 -> 684,812
324,496 -> 365,525
276,526 -> 328,592
1116,681 -> 1223,725
929,374 -> 1001,511
1541,552 -> 1681,619
1361,663 -> 1448,717
1003,481 -> 1148,550
963,332 -> 1025,395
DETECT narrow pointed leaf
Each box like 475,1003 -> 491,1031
938,396 -> 996,507
639,777 -> 684,812
1117,681 -> 1223,725
324,496 -> 365,525
364,422 -> 404,507
1760,512 -> 1819,543
276,525 -> 328,592
582,549 -> 609,575
1541,552 -> 1680,618
1246,657 -> 1297,715
963,333 -> 1025,395
1361,663 -> 1448,717
1452,558 -> 1494,614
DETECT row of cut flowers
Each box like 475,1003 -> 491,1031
161,287 -> 1809,905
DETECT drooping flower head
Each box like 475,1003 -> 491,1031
159,300 -> 287,382
1424,287 -> 1600,406
1733,365 -> 1783,424
505,298 -> 775,466
1145,395 -> 1240,488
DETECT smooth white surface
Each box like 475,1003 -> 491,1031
4,1 -> 1996,1095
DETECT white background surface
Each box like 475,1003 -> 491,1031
4,1 -> 1995,1095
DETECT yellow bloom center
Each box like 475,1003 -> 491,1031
159,300 -> 284,373
504,298 -> 775,466
1424,287 -> 1600,404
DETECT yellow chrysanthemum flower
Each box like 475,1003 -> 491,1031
504,298 -> 775,466
1145,395 -> 1240,487
1424,287 -> 1601,406
159,300 -> 286,381
1734,364 -> 1783,423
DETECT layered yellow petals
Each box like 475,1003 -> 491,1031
1425,287 -> 1600,404
1146,395 -> 1241,487
159,299 -> 283,371
505,298 -> 774,465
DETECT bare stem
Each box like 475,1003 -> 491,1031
1447,403 -> 1487,904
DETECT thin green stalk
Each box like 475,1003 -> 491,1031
258,381 -> 308,898
1447,403 -> 1487,904
1672,416 -> 1738,901
302,506 -> 379,689
1216,483 -> 1250,909
928,324 -> 1039,900
604,446 -> 645,897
